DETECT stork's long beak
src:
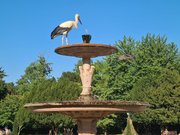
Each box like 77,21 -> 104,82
79,18 -> 82,25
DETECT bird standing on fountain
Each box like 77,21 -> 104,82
51,14 -> 82,45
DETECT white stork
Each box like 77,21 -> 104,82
51,14 -> 82,45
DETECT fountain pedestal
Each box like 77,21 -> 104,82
25,43 -> 149,135
77,119 -> 97,135
79,57 -> 94,100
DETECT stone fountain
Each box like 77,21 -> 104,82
25,35 -> 149,135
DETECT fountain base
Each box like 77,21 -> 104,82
25,100 -> 149,135
77,119 -> 97,135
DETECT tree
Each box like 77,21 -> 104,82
92,60 -> 110,100
130,69 -> 180,133
91,34 -> 180,134
61,71 -> 80,84
0,80 -> 7,100
97,114 -> 117,135
0,67 -> 6,79
6,82 -> 16,95
105,36 -> 137,100
0,67 -> 19,129
13,72 -> 81,135
0,67 -> 7,100
0,95 -> 21,128
105,35 -> 180,100
16,56 -> 52,95
13,106 -> 31,135
30,75 -> 81,134
13,56 -> 53,134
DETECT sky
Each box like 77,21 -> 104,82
0,0 -> 180,83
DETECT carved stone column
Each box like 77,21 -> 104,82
79,57 -> 95,100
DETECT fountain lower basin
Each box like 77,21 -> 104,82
25,100 -> 148,118
25,100 -> 148,135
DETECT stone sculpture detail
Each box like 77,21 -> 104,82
79,58 -> 95,100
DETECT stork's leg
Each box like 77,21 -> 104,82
65,35 -> 68,45
62,36 -> 64,45
66,34 -> 68,45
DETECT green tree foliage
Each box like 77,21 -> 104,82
0,67 -> 8,100
0,67 -> 6,79
105,36 -> 136,100
29,74 -> 81,102
16,56 -> 52,95
97,114 -> 117,135
30,74 -> 81,134
6,82 -> 16,95
92,60 -> 110,100
0,95 -> 21,128
13,56 -> 54,134
0,80 -> 7,100
130,69 -> 180,126
92,34 -> 180,133
13,72 -> 81,134
105,34 -> 180,100
61,71 -> 80,83
13,106 -> 31,135
0,67 -> 18,129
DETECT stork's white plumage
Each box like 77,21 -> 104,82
51,14 -> 82,45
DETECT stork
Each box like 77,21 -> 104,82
51,14 -> 82,45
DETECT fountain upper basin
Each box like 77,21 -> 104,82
55,44 -> 118,58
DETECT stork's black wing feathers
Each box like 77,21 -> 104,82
51,26 -> 70,39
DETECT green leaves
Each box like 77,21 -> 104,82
16,56 -> 52,95
130,69 -> 180,125
0,67 -> 6,80
0,68 -> 8,100
104,34 -> 180,100
92,34 -> 180,132
97,114 -> 117,134
0,80 -> 8,100
13,71 -> 81,134
0,95 -> 20,128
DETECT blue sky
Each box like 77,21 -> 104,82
0,0 -> 180,83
